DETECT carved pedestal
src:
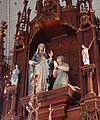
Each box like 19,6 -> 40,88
80,97 -> 100,120
20,86 -> 76,120
3,85 -> 19,120
80,64 -> 96,98
80,64 -> 100,120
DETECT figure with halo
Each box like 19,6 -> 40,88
53,55 -> 69,89
81,38 -> 94,65
28,43 -> 53,93
11,65 -> 20,85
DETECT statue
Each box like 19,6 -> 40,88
28,43 -> 53,94
11,65 -> 20,85
53,55 -> 69,89
81,38 -> 94,65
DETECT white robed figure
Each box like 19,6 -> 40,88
81,45 -> 90,65
81,38 -> 94,65
28,43 -> 53,94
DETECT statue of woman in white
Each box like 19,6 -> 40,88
81,38 -> 94,65
28,43 -> 53,94
81,44 -> 90,65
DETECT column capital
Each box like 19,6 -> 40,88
80,64 -> 96,76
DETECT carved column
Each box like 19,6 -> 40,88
87,71 -> 94,94
35,0 -> 43,17
88,0 -> 92,10
56,0 -> 60,18
26,75 -> 40,120
66,0 -> 72,8
5,85 -> 19,118
80,64 -> 96,98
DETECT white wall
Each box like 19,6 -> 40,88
0,0 -> 7,21
92,0 -> 100,17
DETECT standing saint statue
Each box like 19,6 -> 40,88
81,38 -> 94,65
53,55 -> 69,89
11,65 -> 20,85
28,43 -> 53,94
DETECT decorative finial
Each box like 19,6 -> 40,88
49,104 -> 53,120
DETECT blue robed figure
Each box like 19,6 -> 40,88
28,43 -> 53,94
11,65 -> 20,85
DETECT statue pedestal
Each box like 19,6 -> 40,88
38,85 -> 77,119
80,64 -> 96,98
20,85 -> 79,120
3,85 -> 20,120
80,64 -> 99,120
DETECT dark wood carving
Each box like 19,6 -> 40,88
80,64 -> 96,98
0,21 -> 11,119
0,0 -> 100,120
61,8 -> 78,30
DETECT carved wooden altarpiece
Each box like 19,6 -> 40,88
0,0 -> 100,120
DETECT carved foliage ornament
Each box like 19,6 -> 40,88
80,111 -> 86,120
26,75 -> 41,120
80,12 -> 91,29
0,21 -> 7,44
14,0 -> 31,47
97,108 -> 100,118
86,102 -> 98,119
81,101 -> 99,120
79,0 -> 89,10
14,30 -> 25,47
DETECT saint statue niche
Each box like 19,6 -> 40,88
28,43 -> 53,94
53,55 -> 69,89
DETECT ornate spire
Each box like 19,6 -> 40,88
78,0 -> 93,11
35,0 -> 61,18
14,0 -> 31,47
0,21 -> 7,63
79,0 -> 89,10
77,0 -> 94,29
26,75 -> 41,120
